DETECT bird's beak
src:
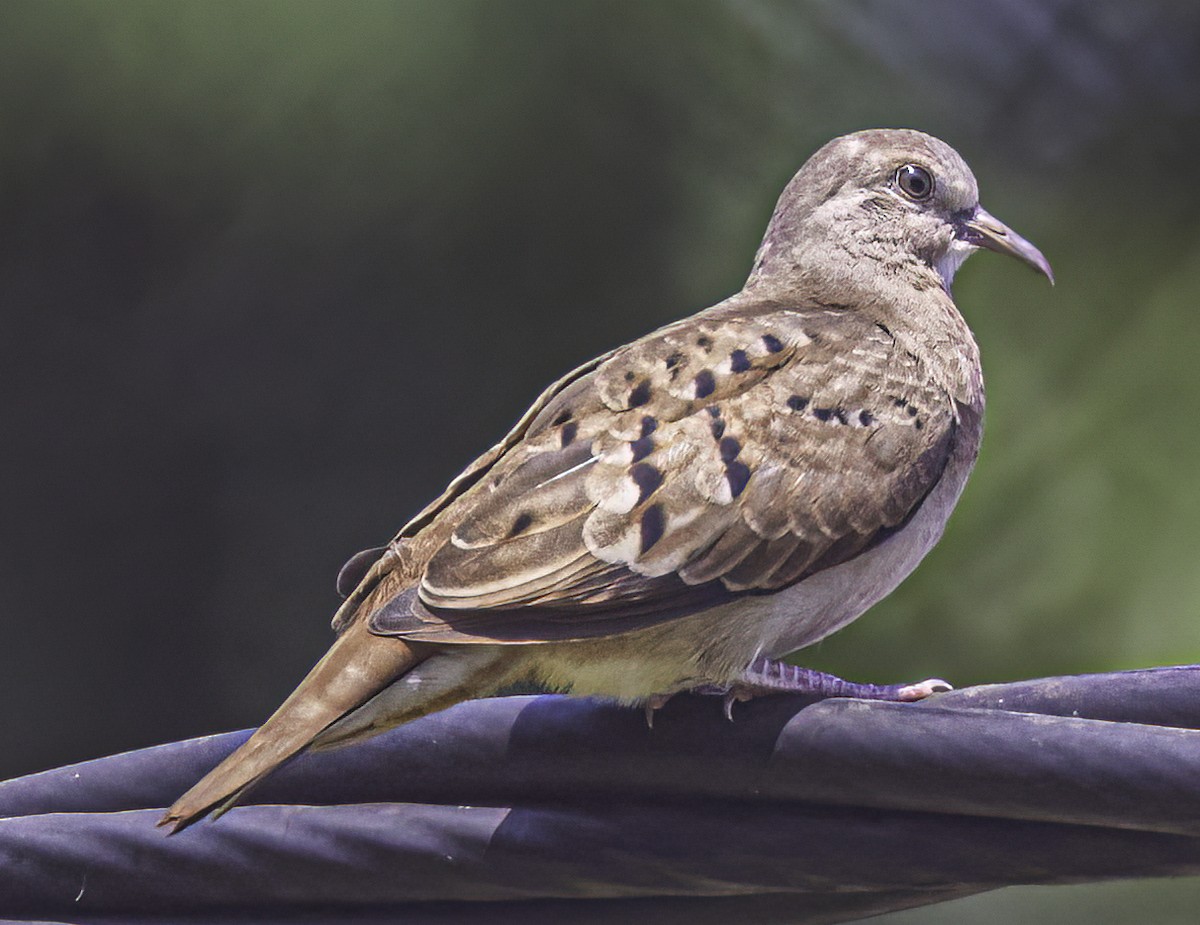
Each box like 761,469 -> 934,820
959,206 -> 1054,284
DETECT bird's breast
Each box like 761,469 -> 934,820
749,397 -> 983,658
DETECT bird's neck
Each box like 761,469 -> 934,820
745,240 -> 983,408
885,285 -> 984,410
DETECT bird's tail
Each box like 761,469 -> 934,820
158,618 -> 424,833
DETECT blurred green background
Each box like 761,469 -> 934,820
2,1 -> 1199,919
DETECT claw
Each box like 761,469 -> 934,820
721,687 -> 754,721
643,693 -> 673,728
895,678 -> 954,701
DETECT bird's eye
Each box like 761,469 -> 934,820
895,164 -> 934,201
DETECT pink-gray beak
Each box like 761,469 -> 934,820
959,206 -> 1054,284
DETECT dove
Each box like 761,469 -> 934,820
162,128 -> 1052,831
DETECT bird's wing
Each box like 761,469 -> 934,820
369,303 -> 959,643
330,348 -> 617,630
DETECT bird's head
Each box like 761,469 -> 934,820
749,128 -> 1053,296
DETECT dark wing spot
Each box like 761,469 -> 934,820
630,462 -> 663,504
729,349 -> 750,373
711,418 -> 726,440
834,409 -> 849,425
892,396 -> 908,408
624,370 -> 636,382
726,460 -> 752,498
551,408 -> 572,426
875,321 -> 892,337
640,504 -> 665,554
560,421 -> 579,447
787,395 -> 809,412
813,407 -> 834,422
859,410 -> 875,426
915,418 -> 924,430
694,369 -> 716,399
718,436 -> 741,462
907,405 -> 918,417
697,335 -> 713,350
640,415 -> 658,437
761,333 -> 784,353
630,434 -> 654,461
665,352 -> 684,369
705,405 -> 721,418
508,512 -> 534,537
629,379 -> 652,407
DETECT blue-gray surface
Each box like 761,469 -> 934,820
4,667 -> 1200,924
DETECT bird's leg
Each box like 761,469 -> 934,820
712,657 -> 952,720
640,658 -> 950,725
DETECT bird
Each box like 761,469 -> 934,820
161,128 -> 1052,832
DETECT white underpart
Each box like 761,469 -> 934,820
935,237 -> 977,289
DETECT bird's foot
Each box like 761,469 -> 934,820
712,657 -> 952,719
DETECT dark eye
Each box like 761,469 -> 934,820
895,164 -> 934,201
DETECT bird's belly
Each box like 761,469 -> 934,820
529,643 -> 705,703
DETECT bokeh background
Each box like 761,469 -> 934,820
2,1 -> 1199,919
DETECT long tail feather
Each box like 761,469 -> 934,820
159,619 -> 423,833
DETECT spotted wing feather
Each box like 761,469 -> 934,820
373,304 -> 958,642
